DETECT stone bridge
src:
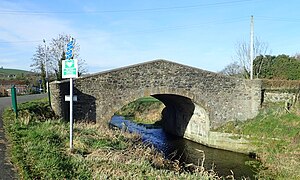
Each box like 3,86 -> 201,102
50,60 -> 262,153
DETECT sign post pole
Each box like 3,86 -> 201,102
69,77 -> 73,151
62,37 -> 78,152
11,85 -> 18,119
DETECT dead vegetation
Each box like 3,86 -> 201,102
71,123 -> 223,179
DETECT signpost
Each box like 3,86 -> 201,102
62,59 -> 78,78
62,38 -> 78,152
11,85 -> 18,118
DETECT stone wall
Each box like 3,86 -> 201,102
50,60 -> 262,130
261,79 -> 300,90
261,79 -> 300,104
264,92 -> 295,103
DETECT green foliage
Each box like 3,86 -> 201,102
254,54 -> 300,80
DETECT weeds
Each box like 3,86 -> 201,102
3,99 -> 221,179
216,102 -> 300,179
3,100 -> 91,179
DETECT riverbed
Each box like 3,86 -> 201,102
110,115 -> 256,179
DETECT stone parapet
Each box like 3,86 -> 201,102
50,60 -> 262,153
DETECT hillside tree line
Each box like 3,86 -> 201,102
221,37 -> 300,80
221,54 -> 300,80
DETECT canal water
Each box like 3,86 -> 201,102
110,115 -> 256,179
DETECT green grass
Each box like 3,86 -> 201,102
242,113 -> 299,139
3,99 -> 221,179
136,96 -> 161,102
3,100 -> 91,179
0,68 -> 32,76
216,102 -> 300,179
115,96 -> 164,124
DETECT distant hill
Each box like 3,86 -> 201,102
0,68 -> 33,78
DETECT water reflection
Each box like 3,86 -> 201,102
110,115 -> 256,179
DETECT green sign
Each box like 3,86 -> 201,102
62,59 -> 78,78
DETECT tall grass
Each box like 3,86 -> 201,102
216,102 -> 300,179
3,99 -> 222,179
3,100 -> 91,179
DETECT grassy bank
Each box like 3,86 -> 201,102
3,100 -> 91,179
216,103 -> 300,179
115,96 -> 164,124
3,99 -> 221,179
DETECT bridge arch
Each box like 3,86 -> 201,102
107,90 -> 211,144
50,60 -> 261,153
101,86 -> 211,137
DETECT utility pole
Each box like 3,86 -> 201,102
250,15 -> 254,80
43,39 -> 51,107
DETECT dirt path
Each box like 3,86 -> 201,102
0,94 -> 46,180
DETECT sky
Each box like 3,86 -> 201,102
1,0 -> 300,73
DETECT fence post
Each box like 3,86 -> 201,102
11,85 -> 18,119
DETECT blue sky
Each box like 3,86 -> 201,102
1,0 -> 300,73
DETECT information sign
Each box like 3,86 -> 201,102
62,59 -> 78,78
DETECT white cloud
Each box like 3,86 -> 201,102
0,1 -> 227,73
0,1 -> 124,72
0,57 -> 17,64
77,29 -> 147,71
0,1 -> 76,70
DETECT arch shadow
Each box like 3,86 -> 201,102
62,87 -> 96,123
152,94 -> 195,137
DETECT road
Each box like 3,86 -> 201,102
0,94 -> 47,180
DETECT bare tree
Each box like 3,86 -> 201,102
219,61 -> 244,77
32,34 -> 87,82
294,53 -> 300,60
233,37 -> 270,78
31,44 -> 47,91
48,34 -> 87,80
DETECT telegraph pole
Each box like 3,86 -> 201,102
250,15 -> 254,80
43,39 -> 51,107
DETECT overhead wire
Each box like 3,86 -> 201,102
0,0 -> 257,15
1,15 -> 300,45
256,16 -> 300,23
105,17 -> 249,36
0,40 -> 41,44
0,0 -> 259,44
0,17 -> 249,44
1,1 -> 300,47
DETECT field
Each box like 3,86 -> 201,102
0,68 -> 32,78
